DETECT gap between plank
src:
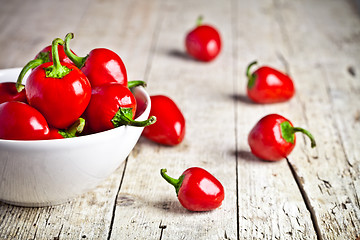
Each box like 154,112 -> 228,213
286,157 -> 323,240
107,157 -> 129,240
143,0 -> 164,83
230,0 -> 240,238
158,220 -> 167,239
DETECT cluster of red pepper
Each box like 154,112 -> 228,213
184,17 -> 316,163
161,16 -> 317,212
0,33 -> 157,141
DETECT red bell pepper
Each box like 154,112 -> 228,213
64,33 -> 128,88
161,167 -> 225,211
83,83 -> 156,133
142,95 -> 185,146
0,82 -> 27,104
246,61 -> 295,103
0,101 -> 50,140
17,38 -> 92,129
16,44 -> 75,92
248,114 -> 316,161
185,16 -> 222,62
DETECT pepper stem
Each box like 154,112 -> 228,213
45,38 -> 71,78
64,33 -> 87,68
160,169 -> 184,195
16,58 -> 44,92
292,127 -> 316,148
111,107 -> 156,127
281,121 -> 316,148
246,61 -> 258,89
58,118 -> 86,138
196,16 -> 203,26
127,80 -> 147,89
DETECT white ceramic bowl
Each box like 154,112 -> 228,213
0,68 -> 151,207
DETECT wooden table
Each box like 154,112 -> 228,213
0,0 -> 359,239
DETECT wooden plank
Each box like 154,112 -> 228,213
0,0 -> 91,68
0,0 -> 161,239
234,0 -> 317,238
0,0 -> 359,239
109,0 -> 238,239
272,0 -> 360,238
70,0 -> 160,82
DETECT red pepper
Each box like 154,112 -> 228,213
0,82 -> 27,104
160,167 -> 224,211
48,118 -> 85,139
248,114 -> 316,161
83,83 -> 156,133
0,101 -> 50,140
17,38 -> 92,129
16,44 -> 75,92
142,95 -> 185,146
246,61 -> 295,103
185,16 -> 221,62
64,33 -> 128,87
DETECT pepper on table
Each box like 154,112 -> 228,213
248,113 -> 316,161
160,167 -> 224,211
185,16 -> 222,62
246,61 -> 295,103
142,95 -> 185,146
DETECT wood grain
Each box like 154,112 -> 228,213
0,0 -> 359,239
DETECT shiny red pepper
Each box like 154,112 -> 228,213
185,16 -> 222,62
16,44 -> 75,92
142,95 -> 185,146
0,82 -> 27,104
64,33 -> 128,87
248,114 -> 316,161
246,61 -> 295,103
83,83 -> 156,133
161,167 -> 224,212
0,101 -> 50,140
17,38 -> 92,129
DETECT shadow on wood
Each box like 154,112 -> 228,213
167,49 -> 196,62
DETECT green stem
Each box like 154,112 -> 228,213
111,107 -> 156,128
160,169 -> 184,195
246,61 -> 258,89
281,121 -> 316,148
292,127 -> 317,148
16,58 -> 44,92
58,118 -> 85,138
196,15 -> 203,26
64,33 -> 87,68
127,80 -> 147,89
45,38 -> 71,78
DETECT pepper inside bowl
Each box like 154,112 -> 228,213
0,68 -> 151,207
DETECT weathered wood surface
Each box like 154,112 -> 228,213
0,0 -> 359,239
